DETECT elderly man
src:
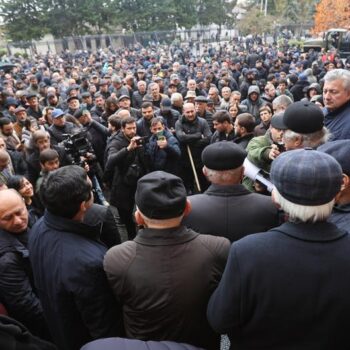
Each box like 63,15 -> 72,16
0,190 -> 49,339
282,101 -> 329,151
104,171 -> 230,350
183,142 -> 279,242
323,69 -> 350,140
208,149 -> 350,349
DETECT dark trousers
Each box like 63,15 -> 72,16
117,207 -> 136,240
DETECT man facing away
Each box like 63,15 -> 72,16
183,142 -> 279,242
104,171 -> 230,350
208,149 -> 350,349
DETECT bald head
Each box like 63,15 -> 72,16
183,103 -> 196,121
0,189 -> 28,234
117,109 -> 131,119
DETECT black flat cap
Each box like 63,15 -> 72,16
135,171 -> 187,219
118,94 -> 130,101
283,101 -> 324,134
195,96 -> 208,103
202,141 -> 247,170
26,93 -> 38,100
67,95 -> 79,103
81,92 -> 91,98
270,112 -> 288,130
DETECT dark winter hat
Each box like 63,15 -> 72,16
26,93 -> 37,100
202,141 -> 247,171
135,171 -> 187,219
318,140 -> 350,176
194,96 -> 208,103
5,97 -> 18,107
81,92 -> 91,99
270,113 -> 288,130
271,149 -> 343,205
66,95 -> 79,103
118,94 -> 130,102
283,101 -> 324,134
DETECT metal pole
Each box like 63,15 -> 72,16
186,145 -> 201,193
264,0 -> 267,16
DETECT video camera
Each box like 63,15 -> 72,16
60,131 -> 93,166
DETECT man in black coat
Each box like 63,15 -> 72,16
175,102 -> 212,194
104,117 -> 148,239
48,109 -> 78,145
28,166 -> 122,350
183,142 -> 279,242
207,149 -> 350,349
0,190 -> 49,339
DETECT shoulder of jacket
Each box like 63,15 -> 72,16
196,234 -> 231,255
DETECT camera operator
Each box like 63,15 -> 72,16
104,117 -> 149,239
60,128 -> 108,206
48,109 -> 79,145
74,108 -> 109,168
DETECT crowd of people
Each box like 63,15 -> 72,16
0,35 -> 350,349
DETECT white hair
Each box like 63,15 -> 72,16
170,92 -> 183,103
204,166 -> 242,184
272,187 -> 335,223
324,69 -> 350,91
283,127 -> 330,148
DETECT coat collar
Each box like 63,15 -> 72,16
44,210 -> 101,241
270,221 -> 347,242
134,225 -> 199,246
205,183 -> 251,197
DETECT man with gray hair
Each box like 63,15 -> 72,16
208,149 -> 350,348
323,68 -> 350,140
170,92 -> 184,114
272,94 -> 293,113
282,101 -> 329,151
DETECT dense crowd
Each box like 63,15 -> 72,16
1,36 -> 350,350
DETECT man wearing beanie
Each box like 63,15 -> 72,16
104,171 -> 230,350
208,149 -> 350,349
183,142 -> 279,242
318,140 -> 350,230
282,100 -> 329,150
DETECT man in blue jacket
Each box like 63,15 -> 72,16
323,69 -> 350,140
28,165 -> 122,350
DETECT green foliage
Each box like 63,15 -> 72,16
243,0 -> 318,27
0,49 -> 7,57
0,0 -> 48,41
237,7 -> 275,35
0,0 -> 237,41
197,0 -> 236,28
